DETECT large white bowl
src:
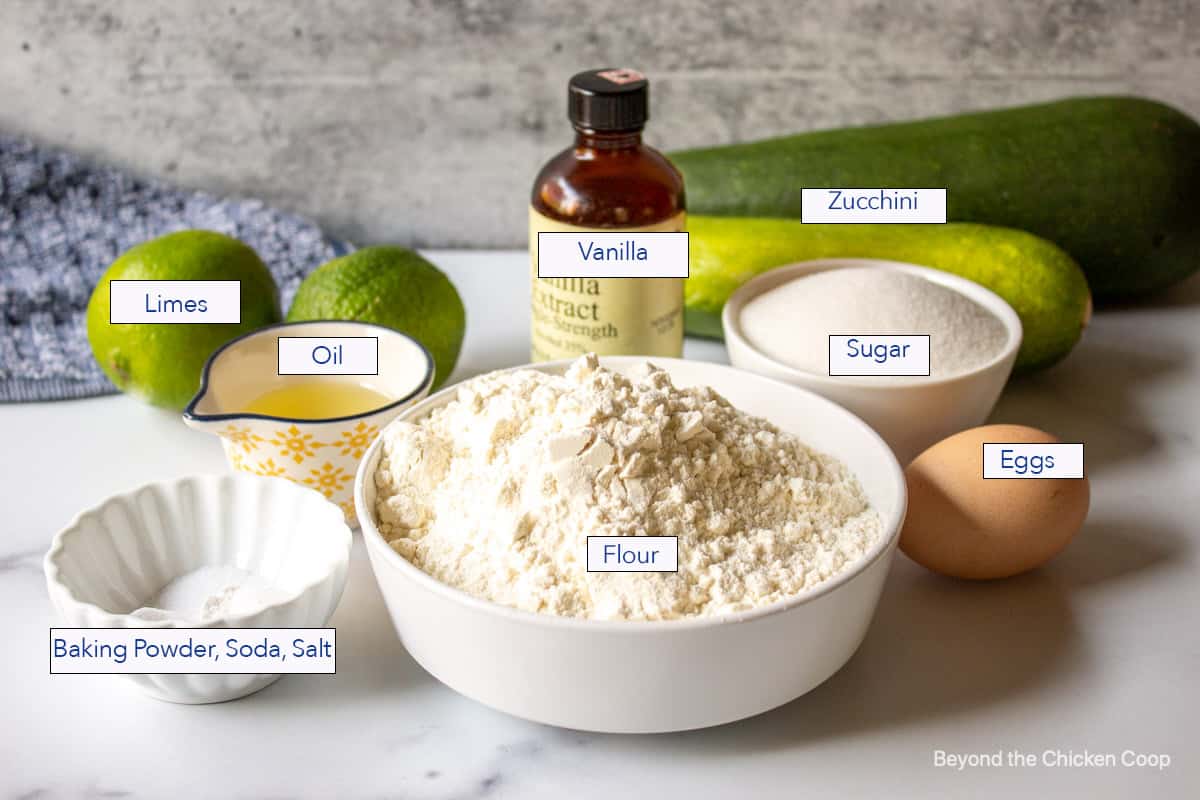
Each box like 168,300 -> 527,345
44,474 -> 352,703
723,259 -> 1023,465
356,357 -> 906,733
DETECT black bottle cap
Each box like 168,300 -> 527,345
568,68 -> 649,131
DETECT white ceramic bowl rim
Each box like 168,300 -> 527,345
182,319 -> 436,425
44,474 -> 352,628
722,258 -> 1024,389
356,357 -> 907,634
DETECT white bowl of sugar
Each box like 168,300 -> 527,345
723,259 -> 1023,465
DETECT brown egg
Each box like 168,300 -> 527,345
900,424 -> 1089,580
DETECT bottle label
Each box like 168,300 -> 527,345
529,208 -> 685,362
537,231 -> 689,279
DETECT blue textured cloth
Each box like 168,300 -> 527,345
0,133 -> 348,402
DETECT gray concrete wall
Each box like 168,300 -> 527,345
2,0 -> 1197,248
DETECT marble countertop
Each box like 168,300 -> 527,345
3,251 -> 1197,798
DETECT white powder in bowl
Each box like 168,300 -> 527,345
131,565 -> 289,623
373,354 -> 881,621
738,267 -> 1010,378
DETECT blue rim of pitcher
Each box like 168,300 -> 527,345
182,320 -> 437,425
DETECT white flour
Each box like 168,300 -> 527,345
739,267 -> 1009,378
374,354 -> 880,621
131,565 -> 289,623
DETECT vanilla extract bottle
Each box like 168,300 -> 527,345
529,68 -> 686,361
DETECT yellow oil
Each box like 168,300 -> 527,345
242,382 -> 393,420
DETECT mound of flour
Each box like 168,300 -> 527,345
374,354 -> 880,620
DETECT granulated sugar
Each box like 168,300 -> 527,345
738,267 -> 1009,378
374,355 -> 880,621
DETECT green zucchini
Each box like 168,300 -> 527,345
672,97 -> 1200,298
685,216 -> 1091,373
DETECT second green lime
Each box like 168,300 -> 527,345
287,246 -> 466,389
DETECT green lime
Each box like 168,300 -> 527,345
86,230 -> 281,409
286,246 -> 465,389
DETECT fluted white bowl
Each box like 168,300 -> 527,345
44,474 -> 352,703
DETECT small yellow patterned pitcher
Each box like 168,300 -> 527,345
184,321 -> 434,525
